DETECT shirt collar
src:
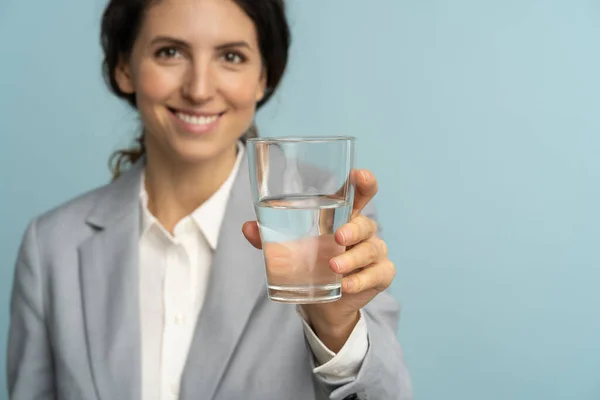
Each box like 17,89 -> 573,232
140,141 -> 245,250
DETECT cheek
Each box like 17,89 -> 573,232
135,61 -> 182,104
219,72 -> 262,110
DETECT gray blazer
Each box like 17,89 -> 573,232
7,153 -> 413,400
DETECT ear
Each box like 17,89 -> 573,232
114,56 -> 135,94
255,68 -> 268,102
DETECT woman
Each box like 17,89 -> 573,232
7,0 -> 412,399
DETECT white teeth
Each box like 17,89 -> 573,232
176,112 -> 219,125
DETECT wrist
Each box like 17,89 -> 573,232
302,307 -> 360,353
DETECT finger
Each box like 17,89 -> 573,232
335,215 -> 378,247
316,234 -> 345,266
263,241 -> 295,279
242,221 -> 263,249
342,259 -> 396,294
352,169 -> 378,217
330,237 -> 384,274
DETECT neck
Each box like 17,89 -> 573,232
144,143 -> 239,234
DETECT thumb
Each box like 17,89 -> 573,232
242,221 -> 263,250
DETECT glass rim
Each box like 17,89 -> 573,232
247,135 -> 355,143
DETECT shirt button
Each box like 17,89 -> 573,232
174,314 -> 185,325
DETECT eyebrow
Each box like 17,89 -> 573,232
216,41 -> 252,51
150,36 -> 189,48
150,36 -> 253,51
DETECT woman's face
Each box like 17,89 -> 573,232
116,0 -> 266,165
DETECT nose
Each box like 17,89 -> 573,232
182,57 -> 216,104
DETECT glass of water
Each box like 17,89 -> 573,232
247,136 -> 355,304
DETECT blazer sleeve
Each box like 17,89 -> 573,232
311,202 -> 414,400
7,218 -> 56,399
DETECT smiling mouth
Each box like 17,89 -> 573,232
168,108 -> 225,126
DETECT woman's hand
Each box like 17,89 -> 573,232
242,170 -> 395,352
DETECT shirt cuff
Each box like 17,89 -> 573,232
296,306 -> 369,380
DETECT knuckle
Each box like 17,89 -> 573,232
374,261 -> 395,292
376,265 -> 388,290
379,239 -> 388,258
386,260 -> 396,281
352,275 -> 363,292
349,221 -> 361,240
370,219 -> 379,235
389,261 -> 396,279
355,216 -> 368,233
348,250 -> 360,268
366,241 -> 379,261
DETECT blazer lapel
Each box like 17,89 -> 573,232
180,152 -> 267,400
79,163 -> 143,400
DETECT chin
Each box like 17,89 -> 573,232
170,139 -> 238,166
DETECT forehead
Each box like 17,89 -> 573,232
140,0 -> 258,45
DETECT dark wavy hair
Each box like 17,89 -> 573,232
100,0 -> 291,178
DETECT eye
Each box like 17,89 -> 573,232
155,46 -> 182,59
222,51 -> 246,64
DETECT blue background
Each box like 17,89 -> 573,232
1,1 -> 599,399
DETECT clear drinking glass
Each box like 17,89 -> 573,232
247,136 -> 355,304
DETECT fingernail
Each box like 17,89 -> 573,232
332,258 -> 343,273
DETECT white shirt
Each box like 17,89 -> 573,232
139,143 -> 369,400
